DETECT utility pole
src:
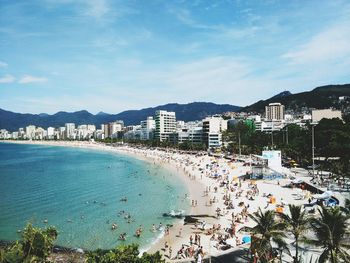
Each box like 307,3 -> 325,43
238,131 -> 241,156
271,131 -> 274,149
286,125 -> 289,145
311,123 -> 316,178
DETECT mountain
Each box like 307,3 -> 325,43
0,102 -> 241,131
241,84 -> 350,113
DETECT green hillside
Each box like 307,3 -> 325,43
241,84 -> 350,113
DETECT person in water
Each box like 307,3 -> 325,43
119,233 -> 126,241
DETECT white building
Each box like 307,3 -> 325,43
140,116 -> 155,140
47,127 -> 55,140
265,103 -> 285,121
155,110 -> 176,142
312,109 -> 342,123
25,125 -> 36,139
34,127 -> 45,140
202,116 -> 227,148
65,123 -> 75,139
108,121 -> 124,138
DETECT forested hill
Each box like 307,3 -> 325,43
241,84 -> 350,113
0,102 -> 241,131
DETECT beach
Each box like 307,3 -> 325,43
2,140 -> 310,262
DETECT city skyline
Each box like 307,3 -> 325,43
1,0 -> 350,114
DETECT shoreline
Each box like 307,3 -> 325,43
0,140 -> 213,258
1,140 -> 315,262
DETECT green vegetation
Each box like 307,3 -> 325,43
0,223 -> 58,263
224,117 -> 350,176
246,206 -> 350,263
0,224 -> 164,263
241,84 -> 350,113
247,208 -> 286,262
97,138 -> 207,152
308,207 -> 350,263
86,244 -> 164,263
279,204 -> 310,263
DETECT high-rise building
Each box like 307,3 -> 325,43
140,116 -> 155,140
155,110 -> 176,141
65,123 -> 75,139
25,125 -> 36,139
47,127 -> 55,139
265,103 -> 285,120
202,116 -> 227,148
109,121 -> 124,138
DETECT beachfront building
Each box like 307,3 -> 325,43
46,127 -> 55,140
0,129 -> 9,139
123,125 -> 142,140
155,110 -> 176,142
312,108 -> 342,123
25,125 -> 36,139
65,123 -> 76,140
140,116 -> 155,140
76,124 -> 96,140
34,127 -> 45,140
93,128 -> 105,140
202,116 -> 227,149
265,103 -> 285,120
110,121 -> 124,138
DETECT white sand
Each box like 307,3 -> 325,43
3,140 -> 310,262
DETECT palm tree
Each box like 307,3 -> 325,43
247,208 -> 287,262
280,204 -> 309,263
308,206 -> 350,263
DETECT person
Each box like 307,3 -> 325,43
169,246 -> 172,259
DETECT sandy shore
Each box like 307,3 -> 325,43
2,140 -> 311,262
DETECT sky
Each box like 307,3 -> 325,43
1,0 -> 350,114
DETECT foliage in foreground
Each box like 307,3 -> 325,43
307,206 -> 350,263
0,223 -> 58,263
247,208 -> 287,262
0,224 -> 164,263
246,205 -> 350,263
86,244 -> 164,263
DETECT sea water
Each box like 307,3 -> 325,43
0,142 -> 189,250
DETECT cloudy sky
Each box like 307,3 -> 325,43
1,0 -> 350,114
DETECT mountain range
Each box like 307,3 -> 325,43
0,102 -> 241,131
2,84 -> 350,131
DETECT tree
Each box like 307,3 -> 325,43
308,207 -> 350,263
86,244 -> 165,263
246,208 -> 286,262
280,204 -> 309,263
0,223 -> 58,262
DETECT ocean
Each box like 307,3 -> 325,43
0,142 -> 189,250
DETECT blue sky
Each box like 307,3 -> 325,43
1,0 -> 350,114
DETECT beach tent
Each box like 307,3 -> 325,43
314,190 -> 333,199
291,178 -> 304,184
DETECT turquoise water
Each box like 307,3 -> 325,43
0,142 -> 189,250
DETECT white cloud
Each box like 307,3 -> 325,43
282,22 -> 350,64
85,0 -> 109,18
18,75 -> 48,84
0,74 -> 15,83
0,61 -> 8,68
